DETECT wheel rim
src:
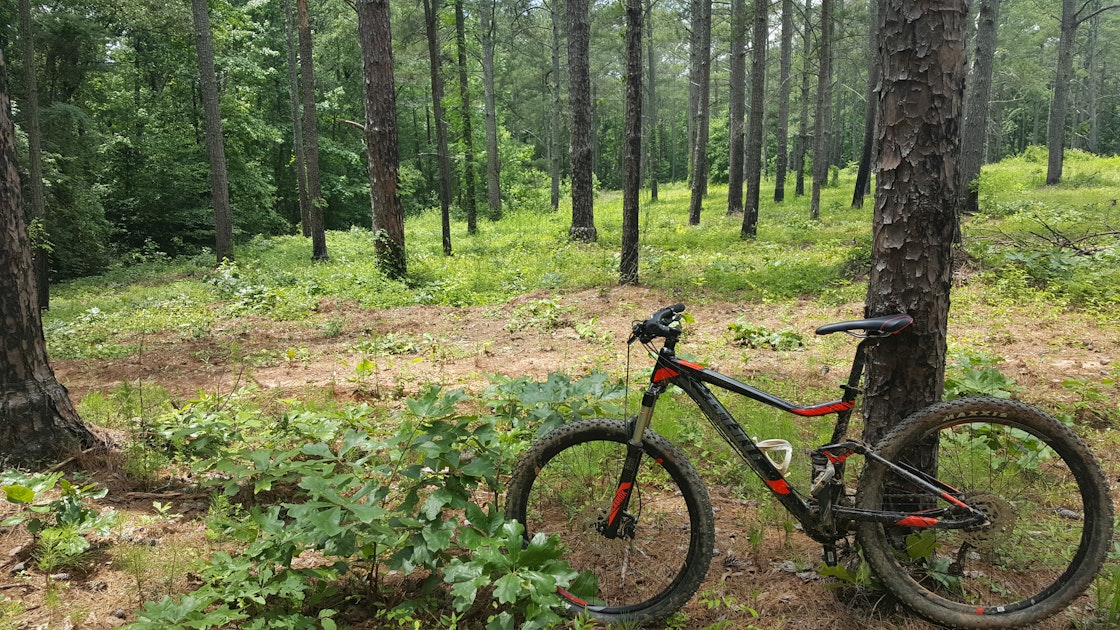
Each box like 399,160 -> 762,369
866,417 -> 1098,615
519,436 -> 698,613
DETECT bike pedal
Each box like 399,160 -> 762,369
822,544 -> 838,567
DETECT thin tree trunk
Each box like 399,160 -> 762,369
1086,6 -> 1100,153
688,0 -> 712,225
1046,0 -> 1118,184
423,0 -> 453,255
297,0 -> 328,260
687,0 -> 701,184
852,0 -> 879,209
480,0 -> 501,219
957,0 -> 1001,217
17,0 -> 47,309
620,0 -> 642,285
568,0 -> 597,241
190,0 -> 233,264
809,0 -> 831,221
550,0 -> 562,212
357,0 -> 406,279
454,0 -> 477,235
773,0 -> 793,203
283,0 -> 311,237
741,0 -> 767,237
727,0 -> 747,217
1047,0 -> 1078,186
794,0 -> 812,198
863,0 -> 967,450
1,49 -> 99,466
645,0 -> 659,201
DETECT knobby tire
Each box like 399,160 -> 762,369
505,419 -> 715,626
856,397 -> 1113,628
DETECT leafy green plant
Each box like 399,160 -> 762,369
352,331 -> 421,356
728,321 -> 804,351
506,298 -> 571,332
943,350 -> 1019,400
1,471 -> 118,572
444,506 -> 581,630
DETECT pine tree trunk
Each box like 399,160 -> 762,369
296,0 -> 328,260
957,0 -> 1001,217
863,0 -> 967,451
454,0 -> 477,235
1,52 -> 99,467
688,0 -> 712,225
851,0 -> 878,209
191,0 -> 234,264
1046,0 -> 1077,186
568,0 -> 597,242
741,0 -> 767,238
794,0 -> 812,198
423,0 -> 454,255
645,0 -> 659,202
773,0 -> 793,203
726,0 -> 747,217
284,0 -> 312,237
357,0 -> 406,279
620,0 -> 642,285
550,1 -> 562,212
809,0 -> 831,221
17,0 -> 48,309
480,0 -> 501,219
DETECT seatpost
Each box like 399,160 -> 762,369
828,338 -> 874,444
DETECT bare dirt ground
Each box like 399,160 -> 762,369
5,286 -> 1119,629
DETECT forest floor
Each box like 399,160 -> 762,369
5,286 -> 1119,629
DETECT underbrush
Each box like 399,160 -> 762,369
3,373 -> 626,630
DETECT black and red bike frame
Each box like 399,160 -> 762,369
600,330 -> 988,561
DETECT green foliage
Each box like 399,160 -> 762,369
943,350 -> 1019,400
444,509 -> 580,630
119,373 -> 622,627
1,471 -> 118,572
727,321 -> 805,351
506,298 -> 571,332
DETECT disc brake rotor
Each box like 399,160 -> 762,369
961,493 -> 1017,550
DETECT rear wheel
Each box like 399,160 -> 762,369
505,419 -> 714,625
856,398 -> 1113,628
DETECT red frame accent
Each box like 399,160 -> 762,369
790,400 -> 855,417
608,482 -> 632,523
895,515 -> 939,528
765,478 -> 792,495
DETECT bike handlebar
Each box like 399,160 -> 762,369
630,303 -> 686,344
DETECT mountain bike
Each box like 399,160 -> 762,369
504,304 -> 1114,628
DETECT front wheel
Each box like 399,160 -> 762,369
856,397 -> 1113,628
504,419 -> 715,626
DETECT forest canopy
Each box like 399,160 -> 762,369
3,0 -> 1118,280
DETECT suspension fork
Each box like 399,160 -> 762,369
599,384 -> 664,540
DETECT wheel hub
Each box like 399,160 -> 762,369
961,493 -> 1017,550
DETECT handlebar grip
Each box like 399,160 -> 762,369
652,303 -> 686,324
632,303 -> 686,343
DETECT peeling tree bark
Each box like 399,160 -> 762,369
1,50 -> 99,467
863,0 -> 968,450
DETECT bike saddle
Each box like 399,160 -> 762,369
814,314 -> 913,337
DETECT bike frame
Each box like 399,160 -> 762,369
603,334 -> 986,553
